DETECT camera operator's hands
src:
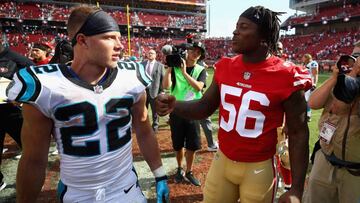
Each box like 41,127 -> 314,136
350,56 -> 360,77
156,93 -> 176,116
179,58 -> 187,74
331,64 -> 339,79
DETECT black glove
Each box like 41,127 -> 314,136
333,74 -> 360,104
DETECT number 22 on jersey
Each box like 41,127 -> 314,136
220,84 -> 270,138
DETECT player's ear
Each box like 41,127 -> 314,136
76,34 -> 87,47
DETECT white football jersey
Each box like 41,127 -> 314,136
306,60 -> 318,85
7,61 -> 151,190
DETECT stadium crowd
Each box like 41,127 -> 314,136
285,3 -> 360,26
2,28 -> 359,65
0,2 -> 205,29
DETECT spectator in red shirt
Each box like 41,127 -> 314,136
30,42 -> 52,65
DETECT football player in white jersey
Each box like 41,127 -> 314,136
302,53 -> 318,121
7,5 -> 169,203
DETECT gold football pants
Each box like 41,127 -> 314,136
204,150 -> 276,203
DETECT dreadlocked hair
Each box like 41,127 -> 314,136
253,6 -> 285,54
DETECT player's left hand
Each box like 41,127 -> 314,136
156,176 -> 170,203
278,189 -> 302,203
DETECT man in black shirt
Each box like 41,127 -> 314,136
0,38 -> 35,191
162,41 -> 207,186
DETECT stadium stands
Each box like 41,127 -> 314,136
0,2 -> 205,29
284,3 -> 360,27
1,0 -> 359,65
281,30 -> 359,62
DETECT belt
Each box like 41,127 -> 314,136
323,152 -> 360,169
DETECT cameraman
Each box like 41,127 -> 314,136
162,41 -> 207,186
303,51 -> 360,202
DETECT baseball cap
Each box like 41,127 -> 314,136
190,41 -> 206,60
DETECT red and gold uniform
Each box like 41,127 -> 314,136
204,55 -> 311,203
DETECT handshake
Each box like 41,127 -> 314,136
155,93 -> 177,116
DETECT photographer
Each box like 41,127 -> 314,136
304,52 -> 360,203
162,41 -> 207,186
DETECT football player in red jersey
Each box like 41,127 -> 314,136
275,41 -> 293,191
157,5 -> 312,203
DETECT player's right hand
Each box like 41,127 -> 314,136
156,93 -> 176,116
156,178 -> 170,203
278,189 -> 301,203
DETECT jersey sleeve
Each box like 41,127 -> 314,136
286,64 -> 313,99
135,61 -> 152,88
310,61 -> 319,69
7,67 -> 41,102
197,69 -> 207,84
292,65 -> 313,90
118,60 -> 152,88
6,66 -> 54,117
118,60 -> 152,103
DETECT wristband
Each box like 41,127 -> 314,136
152,166 -> 166,178
155,175 -> 168,182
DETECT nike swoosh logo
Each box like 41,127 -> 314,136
254,169 -> 265,174
124,184 -> 134,194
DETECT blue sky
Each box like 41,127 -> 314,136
207,0 -> 299,37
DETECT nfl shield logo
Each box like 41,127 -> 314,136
243,72 -> 251,80
93,85 -> 104,94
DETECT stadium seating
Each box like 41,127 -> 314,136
1,1 -> 359,65
281,30 -> 358,62
285,4 -> 360,26
0,2 -> 205,29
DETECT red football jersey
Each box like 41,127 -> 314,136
214,55 -> 311,162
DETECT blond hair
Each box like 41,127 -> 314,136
303,53 -> 312,61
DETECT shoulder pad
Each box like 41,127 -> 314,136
13,67 -> 42,102
118,61 -> 152,87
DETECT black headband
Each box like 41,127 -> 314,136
240,6 -> 264,27
71,10 -> 120,46
33,43 -> 50,51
